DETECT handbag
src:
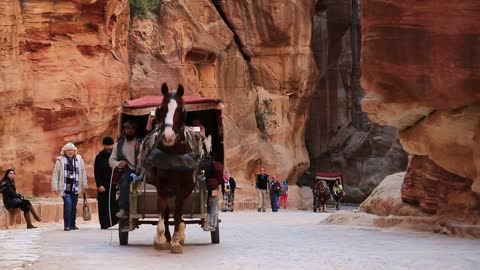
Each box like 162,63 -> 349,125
82,193 -> 92,221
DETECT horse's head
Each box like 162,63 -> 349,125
156,83 -> 186,147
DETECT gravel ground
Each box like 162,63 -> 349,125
1,209 -> 478,270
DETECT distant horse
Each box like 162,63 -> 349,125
314,180 -> 330,212
144,83 -> 195,254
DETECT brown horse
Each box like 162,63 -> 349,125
145,83 -> 195,254
314,180 -> 330,212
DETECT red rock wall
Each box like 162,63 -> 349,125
361,0 -> 480,215
0,0 -> 319,199
402,156 -> 480,219
0,0 -> 130,196
305,0 -> 408,202
129,0 -> 318,194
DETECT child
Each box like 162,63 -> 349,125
278,179 -> 289,209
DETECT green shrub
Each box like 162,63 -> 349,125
129,0 -> 161,18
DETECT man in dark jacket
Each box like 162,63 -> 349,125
269,175 -> 281,212
255,167 -> 270,212
94,136 -> 118,229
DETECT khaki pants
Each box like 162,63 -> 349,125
256,189 -> 268,210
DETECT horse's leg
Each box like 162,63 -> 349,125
154,194 -> 169,250
179,220 -> 186,245
164,207 -> 172,243
170,192 -> 186,254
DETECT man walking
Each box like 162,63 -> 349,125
269,175 -> 281,212
94,136 -> 118,229
255,167 -> 269,212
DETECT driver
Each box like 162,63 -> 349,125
109,120 -> 142,219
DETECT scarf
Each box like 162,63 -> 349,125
224,175 -> 231,192
63,156 -> 79,194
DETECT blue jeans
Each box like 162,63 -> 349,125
270,193 -> 279,212
119,170 -> 133,212
62,193 -> 79,228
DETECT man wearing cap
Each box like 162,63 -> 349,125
109,120 -> 142,219
94,136 -> 118,229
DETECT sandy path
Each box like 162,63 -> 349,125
18,210 -> 480,270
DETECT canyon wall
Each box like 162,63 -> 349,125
361,0 -> 480,217
0,0 -> 130,195
305,0 -> 408,202
129,0 -> 318,194
0,0 -> 318,197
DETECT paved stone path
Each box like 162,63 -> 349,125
0,228 -> 42,269
1,209 -> 479,270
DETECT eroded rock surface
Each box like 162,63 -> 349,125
325,173 -> 480,238
129,0 -> 318,190
361,0 -> 480,191
355,0 -> 480,234
0,0 -> 130,195
1,0 -> 318,197
305,0 -> 407,202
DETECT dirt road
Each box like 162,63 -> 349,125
3,210 -> 477,270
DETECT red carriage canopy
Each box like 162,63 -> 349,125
315,172 -> 343,181
122,95 -> 221,109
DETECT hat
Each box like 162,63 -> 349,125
102,136 -> 114,145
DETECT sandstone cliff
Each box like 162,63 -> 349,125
305,0 -> 408,202
0,0 -> 130,195
359,0 -> 480,223
129,0 -> 318,193
0,0 -> 318,197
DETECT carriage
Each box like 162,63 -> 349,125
312,172 -> 344,212
116,93 -> 224,247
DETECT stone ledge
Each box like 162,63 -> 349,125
0,198 -> 98,229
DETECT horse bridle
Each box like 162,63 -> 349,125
157,106 -> 187,145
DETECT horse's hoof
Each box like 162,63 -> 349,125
170,245 -> 183,254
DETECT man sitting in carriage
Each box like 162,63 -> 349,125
109,120 -> 143,219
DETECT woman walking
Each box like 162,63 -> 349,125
0,169 -> 41,229
221,170 -> 236,212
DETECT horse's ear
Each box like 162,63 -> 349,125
176,84 -> 184,98
161,83 -> 169,96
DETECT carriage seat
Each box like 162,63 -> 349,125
134,179 -> 207,216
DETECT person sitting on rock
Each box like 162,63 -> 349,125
0,169 -> 41,229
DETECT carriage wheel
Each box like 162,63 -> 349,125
119,220 -> 129,245
211,221 -> 220,244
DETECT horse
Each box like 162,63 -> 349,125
314,180 -> 330,212
143,83 -> 196,254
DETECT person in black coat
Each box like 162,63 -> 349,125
255,167 -> 269,212
94,137 -> 118,229
0,169 -> 41,229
